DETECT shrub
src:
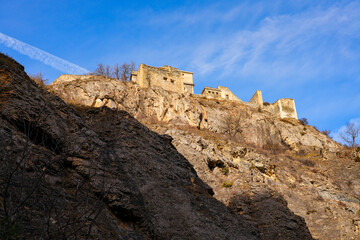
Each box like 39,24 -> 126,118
29,73 -> 48,86
221,111 -> 249,139
220,166 -> 229,176
299,118 -> 308,125
222,181 -> 233,188
306,209 -> 317,215
322,130 -> 331,137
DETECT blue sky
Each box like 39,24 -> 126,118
1,0 -> 359,141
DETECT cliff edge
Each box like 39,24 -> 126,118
0,55 -> 315,239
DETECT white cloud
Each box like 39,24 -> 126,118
191,1 -> 360,80
0,32 -> 89,74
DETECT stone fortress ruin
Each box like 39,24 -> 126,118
130,64 -> 298,119
54,63 -> 297,120
130,64 -> 195,94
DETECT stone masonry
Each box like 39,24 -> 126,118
130,64 -> 194,94
201,86 -> 241,101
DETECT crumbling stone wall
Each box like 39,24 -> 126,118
249,90 -> 263,107
54,72 -> 298,120
182,71 -> 194,93
217,86 -> 241,101
131,64 -> 194,94
201,86 -> 241,101
201,87 -> 222,99
263,98 -> 298,119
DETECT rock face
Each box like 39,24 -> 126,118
158,127 -> 360,240
50,75 -> 339,152
49,74 -> 360,240
0,54 -> 316,239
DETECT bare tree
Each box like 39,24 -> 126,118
322,130 -> 331,138
94,62 -> 135,80
340,122 -> 360,148
104,65 -> 112,78
29,73 -> 48,85
94,64 -> 105,76
120,61 -> 135,81
222,111 -> 249,139
113,63 -> 120,80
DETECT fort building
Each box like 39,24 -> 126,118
246,90 -> 297,119
201,86 -> 241,101
130,64 -> 194,94
130,64 -> 298,120
53,64 -> 298,120
263,98 -> 298,119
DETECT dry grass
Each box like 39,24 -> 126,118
280,118 -> 298,126
0,52 -> 22,71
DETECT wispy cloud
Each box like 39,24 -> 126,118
144,1 -> 266,28
191,1 -> 360,80
0,32 -> 89,74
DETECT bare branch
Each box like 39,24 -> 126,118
340,122 -> 360,148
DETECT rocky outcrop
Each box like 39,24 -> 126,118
151,126 -> 360,240
50,76 -> 340,152
0,54 -> 317,239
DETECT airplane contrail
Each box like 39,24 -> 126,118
0,32 -> 89,74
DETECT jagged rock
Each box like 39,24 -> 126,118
1,53 -> 264,239
154,126 -> 360,240
50,76 -> 340,152
5,54 -> 359,240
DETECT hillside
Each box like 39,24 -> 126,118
0,54 -> 358,239
50,74 -> 360,239
0,55 -> 314,239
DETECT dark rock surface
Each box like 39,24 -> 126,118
0,54 -> 263,239
0,53 -> 315,239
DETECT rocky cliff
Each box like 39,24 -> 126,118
50,75 -> 339,152
0,55 -> 317,239
49,74 -> 360,239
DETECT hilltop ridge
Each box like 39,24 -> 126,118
50,74 -> 338,152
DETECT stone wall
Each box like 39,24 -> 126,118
183,71 -> 194,93
217,86 -> 241,101
131,64 -> 194,94
263,98 -> 298,119
184,83 -> 194,93
201,87 -> 222,99
201,86 -> 241,101
249,90 -> 263,107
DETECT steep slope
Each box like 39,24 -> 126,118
160,127 -> 360,240
49,75 -> 360,240
50,75 -> 339,152
0,55 -> 315,238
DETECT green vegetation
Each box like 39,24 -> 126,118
222,181 -> 233,188
306,209 -> 317,215
220,167 -> 229,176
